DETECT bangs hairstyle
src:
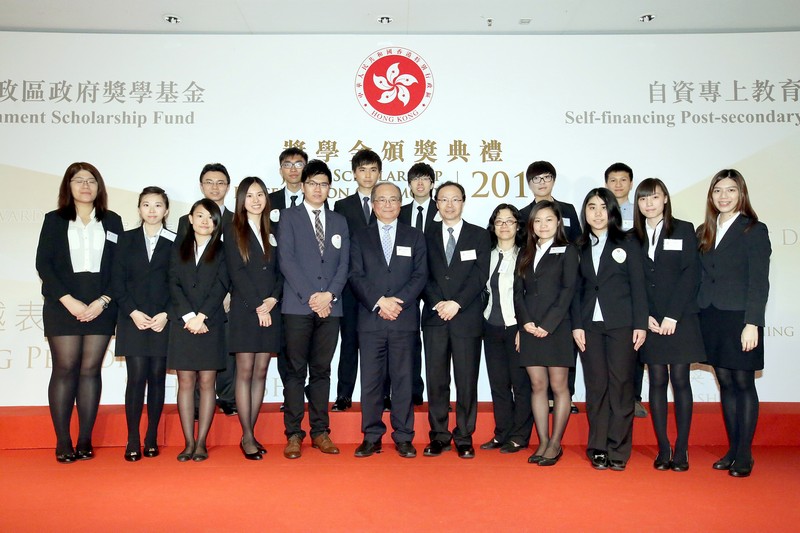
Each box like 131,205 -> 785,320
57,162 -> 108,221
233,177 -> 272,263
199,163 -> 230,184
407,162 -> 436,186
697,169 -> 759,252
486,203 -> 525,249
179,198 -> 223,263
577,188 -> 625,247
301,159 -> 332,183
279,146 -> 308,164
517,201 -> 568,277
351,149 -> 382,172
633,178 -> 672,243
138,186 -> 170,225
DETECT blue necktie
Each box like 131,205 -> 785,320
445,227 -> 455,265
381,224 -> 392,265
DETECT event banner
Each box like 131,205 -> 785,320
0,31 -> 797,406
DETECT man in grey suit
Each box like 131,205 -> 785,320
278,160 -> 350,459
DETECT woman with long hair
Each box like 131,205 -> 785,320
35,162 -> 124,463
514,201 -> 579,466
697,169 -> 770,477
633,178 -> 704,471
112,187 -> 175,461
571,188 -> 648,471
224,177 -> 282,460
168,198 -> 229,462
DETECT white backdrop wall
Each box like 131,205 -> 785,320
0,31 -> 797,406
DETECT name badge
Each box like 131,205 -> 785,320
550,246 -> 567,254
460,249 -> 477,261
396,245 -> 411,257
269,234 -> 278,247
270,209 -> 280,222
612,247 -> 627,263
563,218 -> 571,227
331,234 -> 342,249
663,238 -> 683,251
106,230 -> 118,243
161,230 -> 176,242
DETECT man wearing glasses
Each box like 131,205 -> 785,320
269,147 -> 308,223
422,181 -> 490,459
349,182 -> 428,458
278,160 -> 350,459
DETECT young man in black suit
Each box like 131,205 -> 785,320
332,149 -> 381,411
422,181 -> 491,459
398,162 -> 438,406
349,182 -> 428,458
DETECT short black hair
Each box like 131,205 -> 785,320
435,181 -> 465,201
301,159 -> 332,184
351,149 -> 382,172
604,162 -> 633,182
525,161 -> 557,183
279,147 -> 309,164
199,163 -> 230,184
407,162 -> 435,184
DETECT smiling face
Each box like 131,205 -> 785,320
585,195 -> 609,234
606,171 -> 632,203
200,170 -> 230,205
138,193 -> 168,227
533,207 -> 558,243
711,177 -> 740,216
436,185 -> 465,225
189,205 -> 216,239
492,208 -> 518,244
69,169 -> 99,207
372,183 -> 402,224
637,185 -> 667,223
244,182 -> 267,217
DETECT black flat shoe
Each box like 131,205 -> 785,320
240,441 -> 263,461
713,456 -> 735,470
729,459 -> 754,478
538,447 -> 563,467
55,449 -> 76,464
254,440 -> 267,455
527,453 -> 544,464
653,448 -> 672,471
192,446 -> 209,462
75,447 -> 94,461
177,444 -> 195,462
670,450 -> 689,472
143,445 -> 159,458
124,447 -> 142,462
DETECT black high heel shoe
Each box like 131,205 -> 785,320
538,447 -> 563,467
55,447 -> 76,464
653,448 -> 672,471
75,446 -> 94,461
143,445 -> 160,458
240,440 -> 263,461
177,444 -> 195,462
124,445 -> 142,462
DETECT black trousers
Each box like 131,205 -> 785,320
580,322 -> 636,462
282,313 -> 339,439
423,325 -> 481,446
359,329 -> 415,444
335,283 -> 359,399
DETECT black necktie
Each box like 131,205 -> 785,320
290,195 -> 298,207
488,251 -> 505,326
415,206 -> 423,231
362,197 -> 370,222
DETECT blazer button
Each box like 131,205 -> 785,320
445,275 -> 450,280
594,286 -> 599,291
317,276 -> 322,280
192,283 -> 197,288
262,266 -> 267,270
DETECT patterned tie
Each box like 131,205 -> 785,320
290,195 -> 298,207
381,225 -> 392,265
415,206 -> 423,231
362,196 -> 371,222
445,227 -> 456,265
313,209 -> 324,256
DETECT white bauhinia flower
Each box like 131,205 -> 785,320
372,62 -> 418,106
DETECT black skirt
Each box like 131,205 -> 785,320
227,299 -> 281,353
518,320 -> 575,368
43,272 -> 117,337
639,312 -> 705,365
699,306 -> 764,371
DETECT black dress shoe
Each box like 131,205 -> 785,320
55,449 -> 76,464
456,444 -> 475,459
218,401 -> 237,416
653,448 -> 672,471
423,440 -> 452,457
538,447 -> 563,467
570,403 -> 580,414
609,459 -> 627,471
354,440 -> 382,457
729,459 -> 754,478
712,456 -> 735,470
499,441 -> 525,454
383,396 -> 392,412
240,440 -> 263,461
412,394 -> 424,406
143,445 -> 159,458
480,438 -> 503,450
124,446 -> 142,462
396,441 -> 416,458
75,447 -> 94,461
331,397 -> 352,412
591,451 -> 609,470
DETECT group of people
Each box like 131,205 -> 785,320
35,150 -> 770,478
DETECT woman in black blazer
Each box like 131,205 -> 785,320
633,179 -> 705,472
514,201 -> 579,466
112,187 -> 175,462
571,188 -> 648,471
697,169 -> 770,477
35,162 -> 123,463
168,198 -> 229,462
223,177 -> 282,460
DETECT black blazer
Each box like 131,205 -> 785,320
36,209 -> 124,302
269,188 -> 328,232
334,192 -> 376,235
514,243 -> 579,334
176,207 -> 233,242
399,200 -> 438,233
349,222 -> 428,332
519,198 -> 582,244
571,233 -> 649,331
697,216 -> 771,326
168,239 -> 229,328
422,221 -> 491,334
640,219 -> 700,322
223,225 -> 283,312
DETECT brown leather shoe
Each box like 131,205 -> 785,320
311,433 -> 340,454
284,436 -> 302,459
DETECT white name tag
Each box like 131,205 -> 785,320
106,230 -> 118,243
396,245 -> 411,257
161,230 -> 176,242
269,234 -> 278,247
331,234 -> 342,249
460,249 -> 477,261
563,218 -> 571,227
550,246 -> 567,254
270,209 -> 280,222
663,238 -> 683,251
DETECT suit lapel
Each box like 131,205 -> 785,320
715,216 -> 745,252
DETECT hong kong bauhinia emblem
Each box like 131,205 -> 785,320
355,48 -> 434,124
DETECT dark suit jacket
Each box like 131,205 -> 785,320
36,209 -> 124,301
269,187 -> 327,232
278,205 -> 350,316
422,221 -> 491,335
399,200 -> 438,233
223,225 -> 283,311
334,192 -> 376,236
640,219 -> 700,322
168,238 -> 229,328
176,206 -> 233,242
349,222 -> 428,332
697,216 -> 771,326
571,233 -> 649,331
514,243 -> 579,334
519,198 -> 581,243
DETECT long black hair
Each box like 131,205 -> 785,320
517,201 -> 569,278
633,178 -> 673,244
576,188 -> 626,248
178,198 -> 223,263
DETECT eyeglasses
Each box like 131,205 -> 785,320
374,197 -> 401,205
202,180 -> 228,188
531,174 -> 554,183
436,197 -> 463,205
305,180 -> 330,189
410,176 -> 432,183
71,178 -> 98,186
281,161 -> 306,169
494,219 -> 517,227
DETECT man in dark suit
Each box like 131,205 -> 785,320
422,181 -> 490,459
331,149 -> 381,411
278,160 -> 350,459
398,162 -> 438,406
176,163 -> 237,416
349,182 -> 427,458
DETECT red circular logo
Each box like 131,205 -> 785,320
355,48 -> 434,123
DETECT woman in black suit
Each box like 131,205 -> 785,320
697,169 -> 770,477
633,179 -> 705,472
571,188 -> 648,471
35,162 -> 123,463
112,187 -> 175,461
224,177 -> 282,460
514,201 -> 579,466
168,198 -> 229,462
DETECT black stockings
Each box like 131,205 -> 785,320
47,335 -> 111,453
124,357 -> 167,451
648,364 -> 693,462
715,367 -> 759,464
235,352 -> 272,454
527,366 -> 570,459
176,370 -> 217,455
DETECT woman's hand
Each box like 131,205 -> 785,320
659,318 -> 677,336
515,331 -> 520,352
77,299 -> 105,322
572,329 -> 586,352
632,329 -> 647,351
741,324 -> 759,352
130,310 -> 152,330
60,295 -> 87,318
150,312 -> 169,332
257,309 -> 272,328
185,314 -> 207,334
256,297 -> 278,315
532,326 -> 549,338
648,316 -> 661,334
523,322 -> 537,335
